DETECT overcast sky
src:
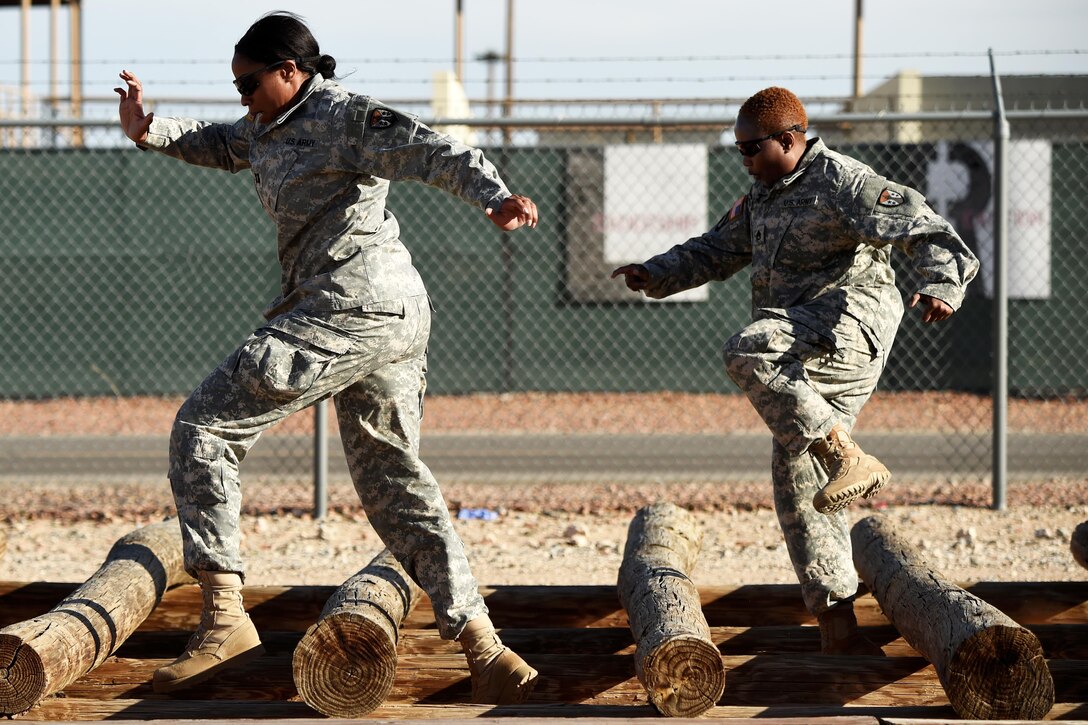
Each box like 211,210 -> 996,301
2,0 -> 1086,110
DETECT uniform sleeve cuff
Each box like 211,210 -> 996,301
918,283 -> 965,311
138,117 -> 170,150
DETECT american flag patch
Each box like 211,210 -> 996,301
728,195 -> 746,221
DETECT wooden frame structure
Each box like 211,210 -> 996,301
0,511 -> 1084,720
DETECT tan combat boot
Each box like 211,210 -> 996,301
810,424 -> 890,514
458,615 -> 539,705
152,571 -> 265,693
817,599 -> 884,656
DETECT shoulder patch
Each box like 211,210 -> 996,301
877,188 -> 904,207
859,176 -> 923,217
713,195 -> 746,231
369,107 -> 397,129
347,98 -> 419,146
728,194 -> 746,221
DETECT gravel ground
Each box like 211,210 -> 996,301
1,479 -> 1085,588
1,392 -> 1086,587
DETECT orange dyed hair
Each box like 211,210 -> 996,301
738,87 -> 808,133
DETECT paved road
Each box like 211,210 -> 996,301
2,432 -> 1085,481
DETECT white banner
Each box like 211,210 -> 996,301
603,144 -> 709,302
925,139 -> 1052,299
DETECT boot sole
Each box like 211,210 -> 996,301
152,643 -> 266,694
472,664 -> 540,705
813,470 -> 890,515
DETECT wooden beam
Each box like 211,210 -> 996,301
1,580 -> 1086,631
104,621 -> 1088,669
0,519 -> 188,715
1,696 -> 971,722
1073,520 -> 1088,571
292,548 -> 423,717
852,515 -> 1055,720
617,503 -> 725,717
15,696 -> 1088,722
37,649 -> 1088,707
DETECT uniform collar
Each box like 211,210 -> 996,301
269,73 -> 326,126
777,137 -> 825,187
751,137 -> 826,200
251,74 -> 328,132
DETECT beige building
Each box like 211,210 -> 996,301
839,71 -> 1088,143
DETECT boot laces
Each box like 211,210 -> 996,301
186,586 -> 243,651
816,429 -> 859,478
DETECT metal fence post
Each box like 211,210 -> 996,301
314,399 -> 329,519
989,49 -> 1009,511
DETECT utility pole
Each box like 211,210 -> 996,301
477,50 -> 502,117
477,50 -> 503,146
503,0 -> 514,144
454,0 -> 464,83
853,0 -> 863,98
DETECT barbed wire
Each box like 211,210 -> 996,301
0,48 -> 1084,67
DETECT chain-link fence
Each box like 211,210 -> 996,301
1,102 -> 1086,506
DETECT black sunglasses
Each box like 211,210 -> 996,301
233,60 -> 287,96
734,124 -> 804,157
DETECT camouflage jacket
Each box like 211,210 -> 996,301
641,137 -> 979,339
141,75 -> 511,318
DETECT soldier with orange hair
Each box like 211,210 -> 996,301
613,86 -> 978,653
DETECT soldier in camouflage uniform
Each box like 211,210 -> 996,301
613,87 -> 978,653
116,12 -> 538,702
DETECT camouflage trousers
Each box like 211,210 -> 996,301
167,294 -> 485,639
723,304 -> 897,614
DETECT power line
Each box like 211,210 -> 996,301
1,49 -> 1085,67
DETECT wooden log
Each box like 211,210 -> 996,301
0,518 -> 188,716
291,547 -> 423,717
1073,520 -> 1088,571
0,526 -> 6,562
38,646 -> 1088,708
852,515 -> 1054,720
617,502 -> 725,717
2,580 -> 1087,631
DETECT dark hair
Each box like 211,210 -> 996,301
235,11 -> 337,80
738,86 -> 808,134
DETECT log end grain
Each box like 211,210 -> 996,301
0,631 -> 47,716
1072,521 -> 1088,571
292,610 -> 399,718
639,634 -> 725,718
946,624 -> 1055,720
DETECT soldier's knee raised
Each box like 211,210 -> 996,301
722,332 -> 752,385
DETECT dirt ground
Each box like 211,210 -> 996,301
4,390 -> 1088,436
1,391 -> 1086,588
1,480 -> 1085,589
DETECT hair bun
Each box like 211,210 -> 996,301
317,54 -> 337,78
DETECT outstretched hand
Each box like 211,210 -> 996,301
610,264 -> 652,292
909,293 -> 954,323
486,194 -> 539,231
114,70 -> 153,144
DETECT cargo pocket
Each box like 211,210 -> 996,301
173,434 -> 228,506
826,317 -> 883,371
230,317 -> 354,404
